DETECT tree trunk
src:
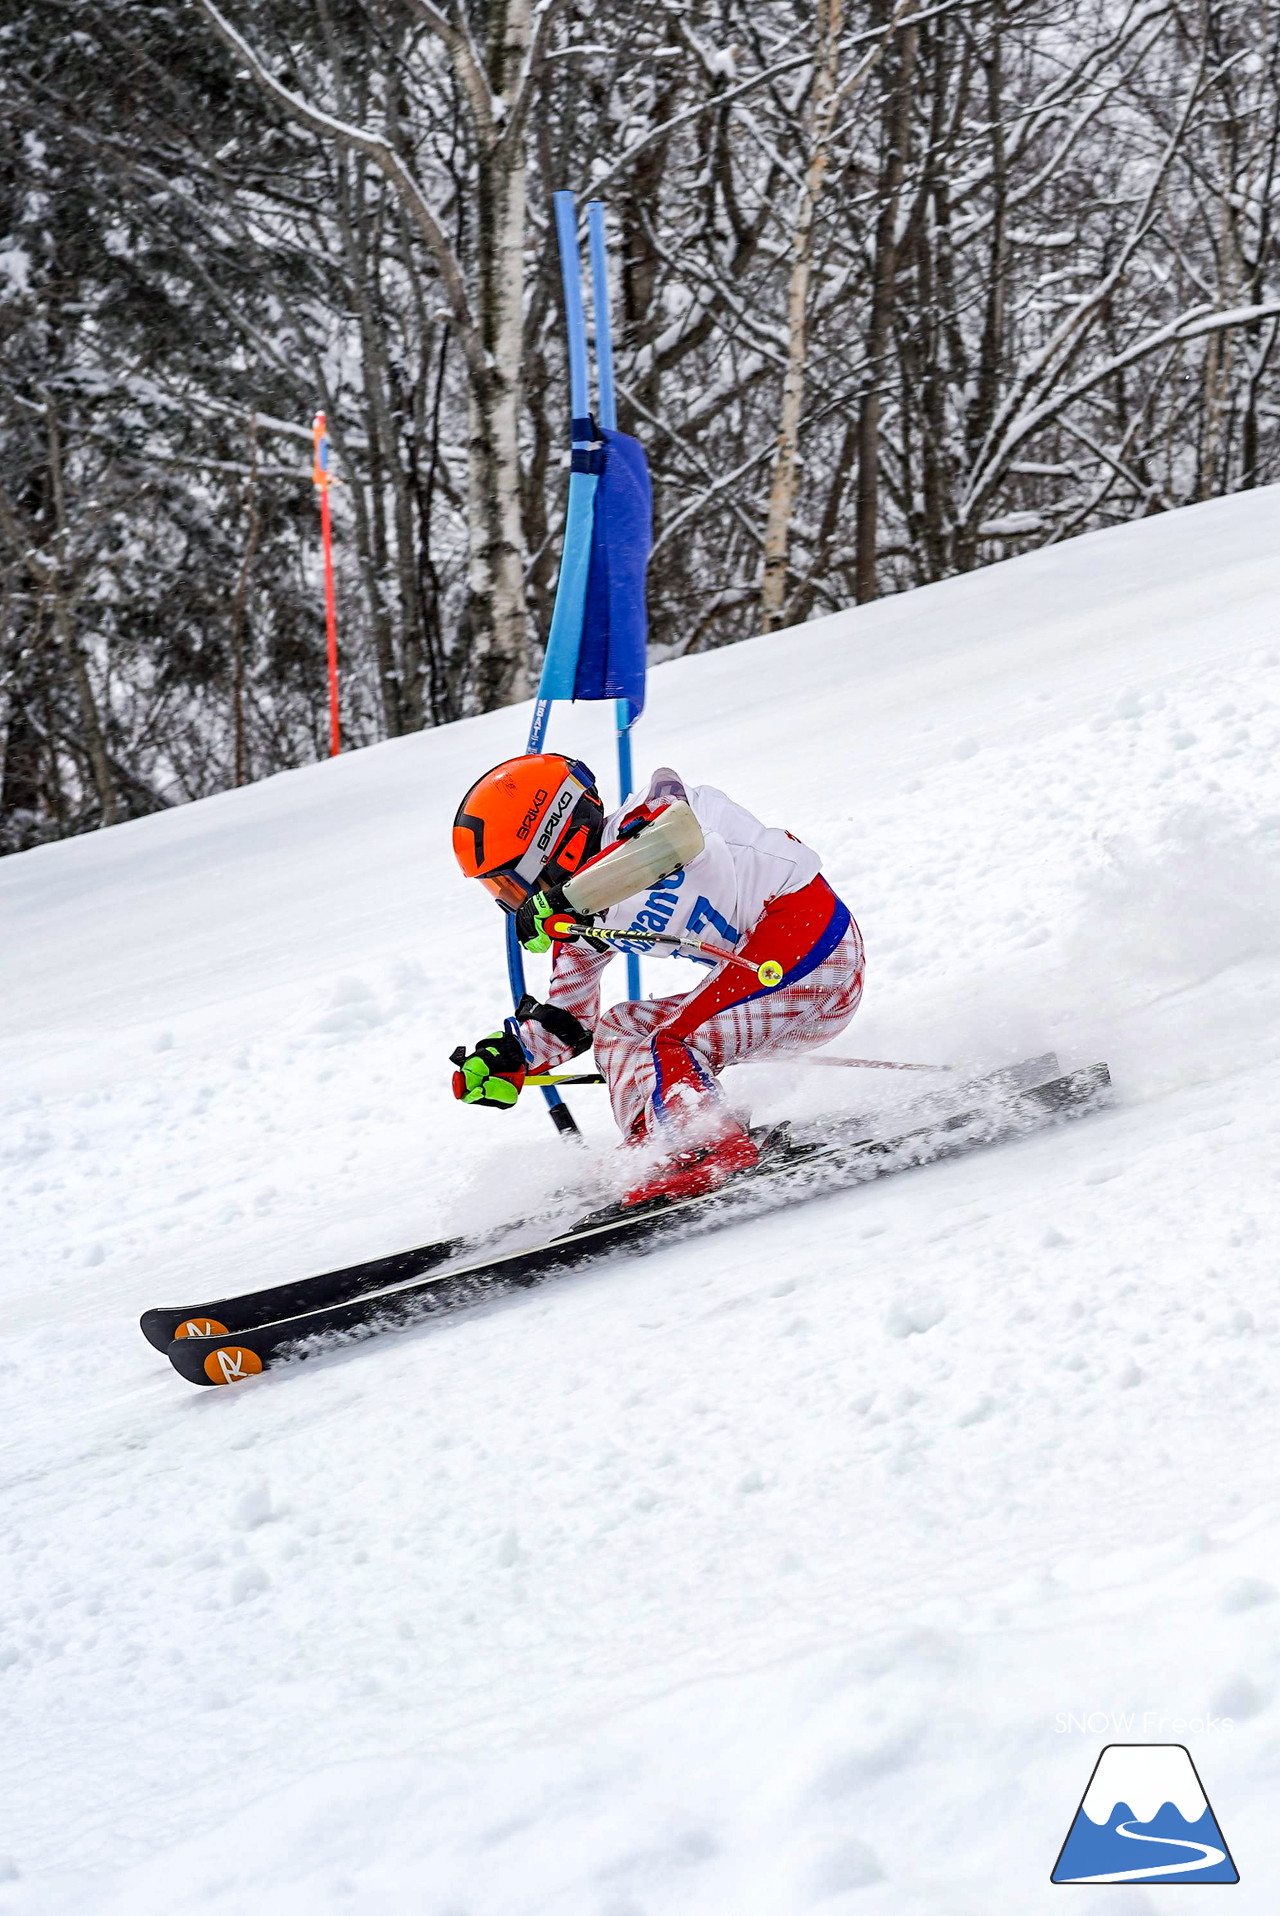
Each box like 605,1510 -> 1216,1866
0,698 -> 43,823
855,20 -> 917,604
759,0 -> 846,633
44,400 -> 120,827
230,421 -> 261,787
334,151 -> 417,734
466,0 -> 531,711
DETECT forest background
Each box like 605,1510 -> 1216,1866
2,0 -> 1277,851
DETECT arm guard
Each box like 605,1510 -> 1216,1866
514,992 -> 593,1059
562,800 -> 704,915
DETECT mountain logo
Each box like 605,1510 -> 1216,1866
1051,1744 -> 1238,1884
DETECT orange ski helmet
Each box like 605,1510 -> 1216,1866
453,754 -> 605,911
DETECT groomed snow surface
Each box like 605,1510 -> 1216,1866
5,491 -> 1280,1914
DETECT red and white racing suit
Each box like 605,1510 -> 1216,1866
517,769 -> 864,1141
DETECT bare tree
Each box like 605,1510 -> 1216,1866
0,400 -> 120,828
191,0 -> 552,709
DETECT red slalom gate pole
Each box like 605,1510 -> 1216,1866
311,412 -> 341,756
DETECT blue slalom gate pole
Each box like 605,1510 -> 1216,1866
508,193 -> 648,1137
587,199 -> 642,1003
503,192 -> 599,1138
555,191 -> 591,425
586,202 -> 616,431
502,192 -> 597,1126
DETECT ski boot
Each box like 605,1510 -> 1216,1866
621,1120 -> 759,1207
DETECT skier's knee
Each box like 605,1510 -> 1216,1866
595,1001 -> 637,1045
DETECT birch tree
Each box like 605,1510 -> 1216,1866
192,0 -> 543,709
759,0 -> 847,631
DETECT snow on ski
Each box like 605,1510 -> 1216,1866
163,1062 -> 1110,1387
140,1052 -> 1060,1354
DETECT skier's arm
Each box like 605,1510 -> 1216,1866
450,946 -> 603,1109
516,939 -> 612,1072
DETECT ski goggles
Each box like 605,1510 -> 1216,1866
477,865 -> 536,912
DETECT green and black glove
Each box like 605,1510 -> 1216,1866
515,885 -> 601,954
449,1028 -> 528,1110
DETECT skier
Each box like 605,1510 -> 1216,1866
450,754 -> 864,1204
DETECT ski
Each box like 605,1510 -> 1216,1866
139,1233 -> 471,1352
162,1060 -> 1108,1387
140,1052 -> 1059,1351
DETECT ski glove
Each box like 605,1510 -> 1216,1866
514,885 -> 596,954
450,1029 -> 527,1109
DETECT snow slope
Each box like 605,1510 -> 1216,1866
5,490 -> 1280,1914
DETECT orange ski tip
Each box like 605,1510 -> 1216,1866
203,1345 -> 263,1385
173,1317 -> 229,1339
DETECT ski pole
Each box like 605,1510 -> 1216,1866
790,1056 -> 955,1072
543,912 -> 784,987
526,1056 -> 954,1087
527,1072 -> 607,1086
